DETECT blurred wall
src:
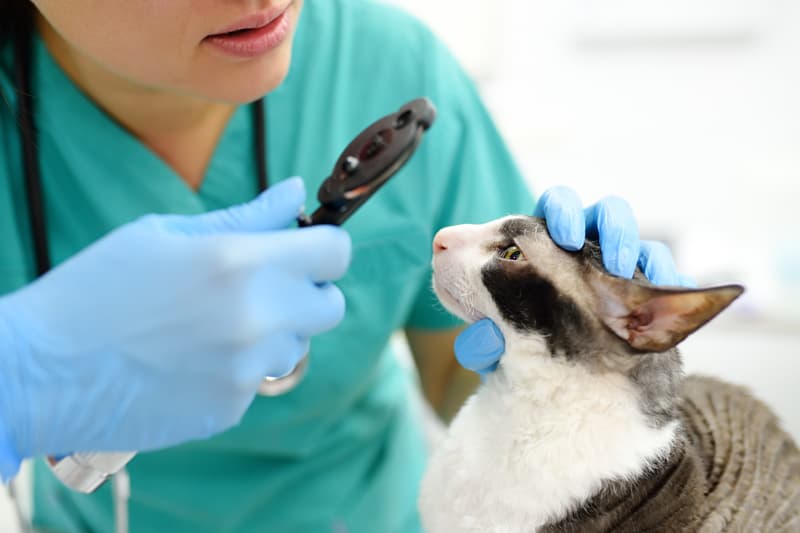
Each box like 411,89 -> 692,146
385,0 -> 800,437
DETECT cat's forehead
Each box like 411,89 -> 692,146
498,216 -> 548,241
495,216 -> 604,271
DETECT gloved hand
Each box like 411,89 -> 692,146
0,177 -> 351,480
455,186 -> 695,376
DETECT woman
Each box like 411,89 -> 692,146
0,1 -> 685,531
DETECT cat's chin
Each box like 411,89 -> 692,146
433,281 -> 485,323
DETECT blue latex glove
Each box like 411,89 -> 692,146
0,177 -> 351,481
455,186 -> 695,376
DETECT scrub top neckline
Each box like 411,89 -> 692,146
32,33 -> 260,215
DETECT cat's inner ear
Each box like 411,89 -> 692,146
589,273 -> 744,352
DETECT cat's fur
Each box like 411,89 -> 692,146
420,216 -> 800,533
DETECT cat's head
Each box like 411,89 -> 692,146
432,215 -> 743,365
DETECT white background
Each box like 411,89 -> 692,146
3,1 -> 800,529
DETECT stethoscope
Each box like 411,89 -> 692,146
9,24 -> 436,533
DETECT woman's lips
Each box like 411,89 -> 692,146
203,9 -> 291,59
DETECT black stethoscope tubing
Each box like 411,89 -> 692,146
12,32 -> 269,278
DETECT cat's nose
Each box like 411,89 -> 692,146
433,226 -> 469,254
433,234 -> 448,253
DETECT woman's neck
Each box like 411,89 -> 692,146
37,16 -> 237,190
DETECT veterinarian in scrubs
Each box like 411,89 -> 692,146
0,1 -> 686,531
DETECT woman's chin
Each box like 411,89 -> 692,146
189,48 -> 294,103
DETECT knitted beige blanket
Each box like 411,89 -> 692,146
541,376 -> 800,532
684,376 -> 800,532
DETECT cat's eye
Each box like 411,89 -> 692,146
498,245 -> 525,261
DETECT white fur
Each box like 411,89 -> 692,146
422,219 -> 679,533
419,341 -> 678,533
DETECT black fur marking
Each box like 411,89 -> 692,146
481,261 -> 590,356
490,217 -> 686,432
482,218 -> 591,356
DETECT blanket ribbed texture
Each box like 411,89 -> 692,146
541,376 -> 800,532
684,376 -> 800,532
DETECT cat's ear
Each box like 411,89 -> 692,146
588,273 -> 744,352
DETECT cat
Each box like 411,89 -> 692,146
419,215 -> 800,533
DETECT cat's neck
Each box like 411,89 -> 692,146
477,336 -> 682,528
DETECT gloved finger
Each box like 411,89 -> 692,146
164,177 -> 306,235
679,273 -> 698,288
233,333 -> 310,390
533,187 -> 585,251
244,253 -> 346,337
265,336 -> 309,379
454,319 -> 505,374
637,240 -> 681,286
585,196 -> 640,278
290,282 -> 347,337
0,447 -> 21,482
476,362 -> 500,379
267,226 -> 353,283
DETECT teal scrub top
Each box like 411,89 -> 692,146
0,1 -> 534,531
